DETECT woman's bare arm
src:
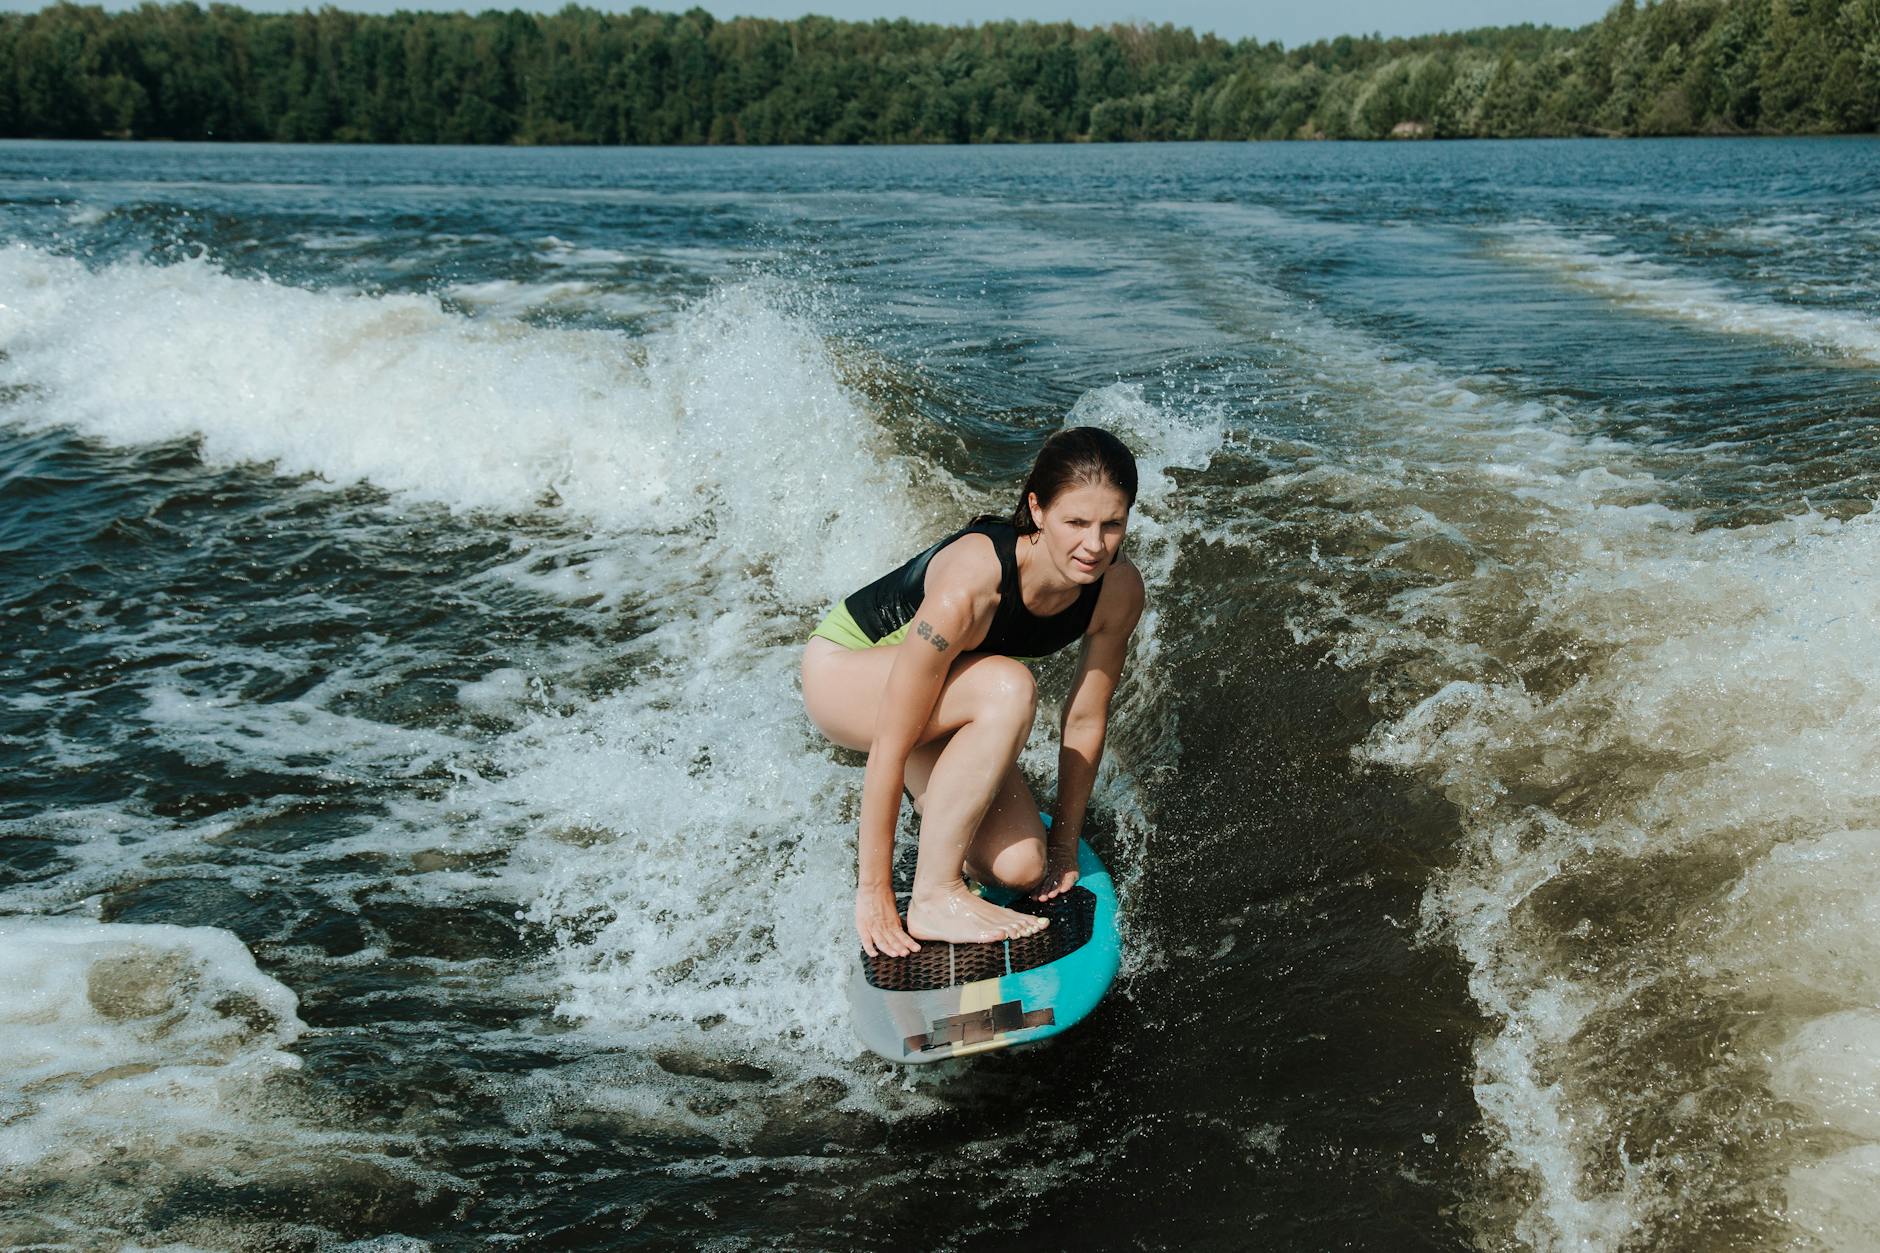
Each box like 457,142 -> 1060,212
1037,558 -> 1145,900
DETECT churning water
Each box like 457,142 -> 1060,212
3,137 -> 1879,1250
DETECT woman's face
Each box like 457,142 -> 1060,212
1029,481 -> 1132,583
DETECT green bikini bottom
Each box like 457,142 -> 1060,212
808,602 -> 907,651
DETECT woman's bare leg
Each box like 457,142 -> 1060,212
803,638 -> 1048,944
900,661 -> 1038,941
903,752 -> 1048,893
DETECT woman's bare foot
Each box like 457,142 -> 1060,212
906,881 -> 1050,945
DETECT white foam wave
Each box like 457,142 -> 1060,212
0,916 -> 303,1168
291,231 -> 382,252
442,276 -> 600,316
2,913 -> 300,1066
1193,281 -> 1880,1246
1708,211 -> 1831,252
143,679 -> 465,780
1491,225 -> 1880,364
1353,490 -> 1880,1246
0,243 -> 919,600
0,916 -> 474,1247
1785,1144 -> 1880,1250
536,235 -> 632,267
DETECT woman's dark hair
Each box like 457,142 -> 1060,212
1006,426 -> 1138,535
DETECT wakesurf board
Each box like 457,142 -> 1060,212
847,834 -> 1120,1063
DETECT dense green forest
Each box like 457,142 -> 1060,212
2,0 -> 1877,143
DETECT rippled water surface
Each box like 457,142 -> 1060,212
4,137 -> 1880,1251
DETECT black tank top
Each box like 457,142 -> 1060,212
843,521 -> 1102,659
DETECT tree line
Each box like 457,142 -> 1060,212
2,0 -> 1876,144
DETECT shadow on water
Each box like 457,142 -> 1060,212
937,539 -> 1484,1251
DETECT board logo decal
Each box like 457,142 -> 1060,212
904,999 -> 1056,1054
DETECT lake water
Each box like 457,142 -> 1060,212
4,137 -> 1880,1251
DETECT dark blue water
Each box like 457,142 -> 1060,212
4,138 -> 1880,1251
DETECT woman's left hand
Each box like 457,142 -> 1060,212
1030,845 -> 1081,901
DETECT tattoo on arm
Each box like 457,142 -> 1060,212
915,620 -> 949,652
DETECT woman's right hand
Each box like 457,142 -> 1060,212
856,887 -> 920,959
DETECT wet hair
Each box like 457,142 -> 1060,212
1006,426 -> 1138,535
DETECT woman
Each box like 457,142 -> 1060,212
801,426 -> 1144,959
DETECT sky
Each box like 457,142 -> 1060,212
0,0 -> 1619,47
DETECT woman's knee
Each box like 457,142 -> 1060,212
971,656 -> 1038,729
985,839 -> 1047,892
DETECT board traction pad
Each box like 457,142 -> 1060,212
860,885 -> 1098,992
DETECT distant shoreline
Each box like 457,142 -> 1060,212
3,1 -> 1873,146
7,134 -> 1875,147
